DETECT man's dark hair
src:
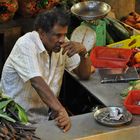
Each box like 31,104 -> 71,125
34,7 -> 70,33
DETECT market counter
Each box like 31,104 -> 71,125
72,70 -> 129,107
35,71 -> 140,140
35,112 -> 140,140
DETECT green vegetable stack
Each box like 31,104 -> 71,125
121,80 -> 140,99
103,17 -> 132,45
0,91 -> 28,124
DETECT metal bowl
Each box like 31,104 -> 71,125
93,107 -> 132,127
71,1 -> 111,21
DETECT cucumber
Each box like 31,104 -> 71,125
103,18 -> 119,42
106,30 -> 115,45
104,18 -> 131,42
107,18 -> 131,39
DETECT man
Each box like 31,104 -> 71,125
1,7 -> 91,132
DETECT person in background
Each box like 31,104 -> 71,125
1,7 -> 92,132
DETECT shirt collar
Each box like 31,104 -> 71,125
31,31 -> 64,56
31,31 -> 46,53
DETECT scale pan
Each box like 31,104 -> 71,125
71,1 -> 111,21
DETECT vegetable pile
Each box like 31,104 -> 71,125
0,92 -> 40,139
120,80 -> 140,99
122,12 -> 140,30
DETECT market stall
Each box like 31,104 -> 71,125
0,1 -> 140,140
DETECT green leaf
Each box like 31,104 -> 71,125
0,111 -> 16,123
129,81 -> 137,86
15,104 -> 28,124
0,99 -> 13,110
0,93 -> 28,123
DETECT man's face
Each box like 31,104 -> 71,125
44,24 -> 68,53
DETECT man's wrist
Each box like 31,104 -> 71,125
57,106 -> 65,113
79,51 -> 89,58
80,52 -> 89,59
79,48 -> 88,58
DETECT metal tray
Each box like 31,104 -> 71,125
93,107 -> 132,127
71,1 -> 111,21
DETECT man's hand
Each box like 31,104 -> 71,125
61,41 -> 87,57
55,108 -> 71,132
30,77 -> 71,131
61,41 -> 92,80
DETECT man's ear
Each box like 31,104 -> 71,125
38,28 -> 44,35
38,28 -> 47,40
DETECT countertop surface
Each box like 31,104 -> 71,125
36,112 -> 140,140
35,70 -> 140,140
73,70 -> 129,106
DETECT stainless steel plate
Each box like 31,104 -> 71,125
94,107 -> 132,127
71,1 -> 111,21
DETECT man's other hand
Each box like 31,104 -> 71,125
55,108 -> 71,132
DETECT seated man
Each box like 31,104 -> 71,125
1,7 -> 92,132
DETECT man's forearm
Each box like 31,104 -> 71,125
73,56 -> 91,80
30,76 -> 64,112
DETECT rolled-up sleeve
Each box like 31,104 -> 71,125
65,54 -> 80,71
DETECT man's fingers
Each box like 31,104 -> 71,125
58,119 -> 68,126
67,49 -> 76,57
57,117 -> 66,123
56,119 -> 71,132
60,42 -> 69,48
55,116 -> 70,127
63,122 -> 71,133
55,116 -> 64,123
62,44 -> 71,55
55,108 -> 71,132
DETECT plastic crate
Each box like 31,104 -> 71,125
90,46 -> 133,68
124,90 -> 140,115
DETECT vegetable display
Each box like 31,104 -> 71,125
120,80 -> 140,99
0,91 -> 40,139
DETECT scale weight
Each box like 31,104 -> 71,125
70,1 -> 111,51
81,19 -> 106,46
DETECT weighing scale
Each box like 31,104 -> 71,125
70,1 -> 111,51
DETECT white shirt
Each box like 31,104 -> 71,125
1,31 -> 80,123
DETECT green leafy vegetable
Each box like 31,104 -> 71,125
121,80 -> 140,99
0,99 -> 13,110
15,104 -> 28,124
0,110 -> 15,123
0,93 -> 28,124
